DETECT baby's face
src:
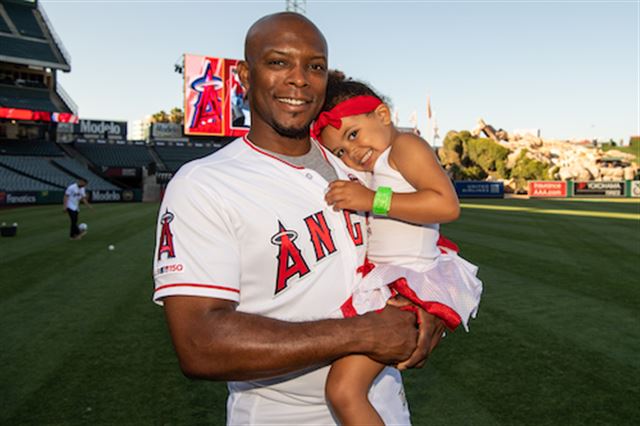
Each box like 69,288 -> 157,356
320,110 -> 392,172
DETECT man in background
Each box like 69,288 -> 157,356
63,178 -> 91,240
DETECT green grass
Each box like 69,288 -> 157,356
1,200 -> 639,425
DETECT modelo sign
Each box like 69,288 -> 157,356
75,120 -> 127,138
528,181 -> 567,198
573,181 -> 625,197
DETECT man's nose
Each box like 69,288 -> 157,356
287,64 -> 308,87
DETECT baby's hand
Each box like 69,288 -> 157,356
325,180 -> 375,212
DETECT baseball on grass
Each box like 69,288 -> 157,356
108,244 -> 115,251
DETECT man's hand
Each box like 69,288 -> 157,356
358,304 -> 419,365
387,297 -> 446,370
325,180 -> 375,212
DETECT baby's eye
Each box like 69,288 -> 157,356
347,130 -> 358,141
333,148 -> 345,158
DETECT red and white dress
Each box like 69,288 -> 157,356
341,147 -> 483,331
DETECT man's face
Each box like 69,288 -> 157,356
240,16 -> 328,139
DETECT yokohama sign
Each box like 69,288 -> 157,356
528,181 -> 567,198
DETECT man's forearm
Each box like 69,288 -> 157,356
163,296 -> 417,381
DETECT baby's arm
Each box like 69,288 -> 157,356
325,133 -> 459,224
384,132 -> 459,224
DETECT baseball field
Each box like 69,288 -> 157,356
1,199 -> 638,425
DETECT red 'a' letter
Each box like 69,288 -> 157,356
304,212 -> 337,261
272,221 -> 310,294
343,211 -> 364,247
157,211 -> 176,260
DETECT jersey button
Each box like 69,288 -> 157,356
305,173 -> 313,179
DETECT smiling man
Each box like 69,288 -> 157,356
153,12 -> 443,424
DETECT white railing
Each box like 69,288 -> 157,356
36,2 -> 72,67
55,83 -> 78,115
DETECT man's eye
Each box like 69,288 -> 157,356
310,63 -> 326,71
347,131 -> 358,141
334,148 -> 345,158
268,60 -> 286,66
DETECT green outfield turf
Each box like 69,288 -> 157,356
1,199 -> 638,425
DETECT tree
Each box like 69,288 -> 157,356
169,108 -> 184,124
151,110 -> 169,123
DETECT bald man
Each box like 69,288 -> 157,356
153,12 -> 444,424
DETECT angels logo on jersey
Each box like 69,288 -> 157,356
271,210 -> 363,295
271,221 -> 311,295
157,210 -> 176,260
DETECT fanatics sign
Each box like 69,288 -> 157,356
528,181 -> 567,198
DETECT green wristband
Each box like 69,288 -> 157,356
372,186 -> 393,216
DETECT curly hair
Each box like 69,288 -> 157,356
322,70 -> 388,111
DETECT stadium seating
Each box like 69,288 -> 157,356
0,85 -> 59,111
73,140 -> 154,168
0,36 -> 58,63
0,165 -> 59,191
52,157 -> 119,190
0,139 -> 63,156
0,12 -> 10,34
0,155 -> 76,188
2,2 -> 44,38
153,143 -> 217,172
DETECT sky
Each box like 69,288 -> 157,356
40,0 -> 639,144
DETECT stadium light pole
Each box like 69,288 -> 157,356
285,0 -> 306,14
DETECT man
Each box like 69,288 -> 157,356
63,178 -> 91,240
153,12 -> 445,424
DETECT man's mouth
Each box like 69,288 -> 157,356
277,97 -> 308,106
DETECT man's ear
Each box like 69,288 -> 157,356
237,60 -> 250,94
374,103 -> 392,126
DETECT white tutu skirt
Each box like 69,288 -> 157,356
340,248 -> 483,331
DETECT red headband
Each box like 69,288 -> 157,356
310,95 -> 382,141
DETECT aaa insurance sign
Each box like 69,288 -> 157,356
528,181 -> 567,198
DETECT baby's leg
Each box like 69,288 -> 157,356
326,354 -> 386,425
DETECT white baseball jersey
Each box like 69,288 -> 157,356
153,136 -> 410,425
65,183 -> 86,211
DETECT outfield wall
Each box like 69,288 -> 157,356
0,189 -> 142,206
2,182 -> 638,205
528,180 -> 640,198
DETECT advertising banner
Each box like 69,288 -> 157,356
454,181 -> 504,198
183,54 -> 249,137
573,181 -> 625,197
528,181 -> 568,198
0,190 -> 64,205
151,122 -> 183,139
74,119 -> 127,139
0,107 -> 77,123
629,181 -> 640,198
90,189 -> 141,203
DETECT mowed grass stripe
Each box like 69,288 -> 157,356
1,201 -> 639,425
462,202 -> 640,220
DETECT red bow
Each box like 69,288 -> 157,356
310,95 -> 382,141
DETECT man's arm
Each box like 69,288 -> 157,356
62,194 -> 68,212
163,296 -> 423,381
81,193 -> 92,209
